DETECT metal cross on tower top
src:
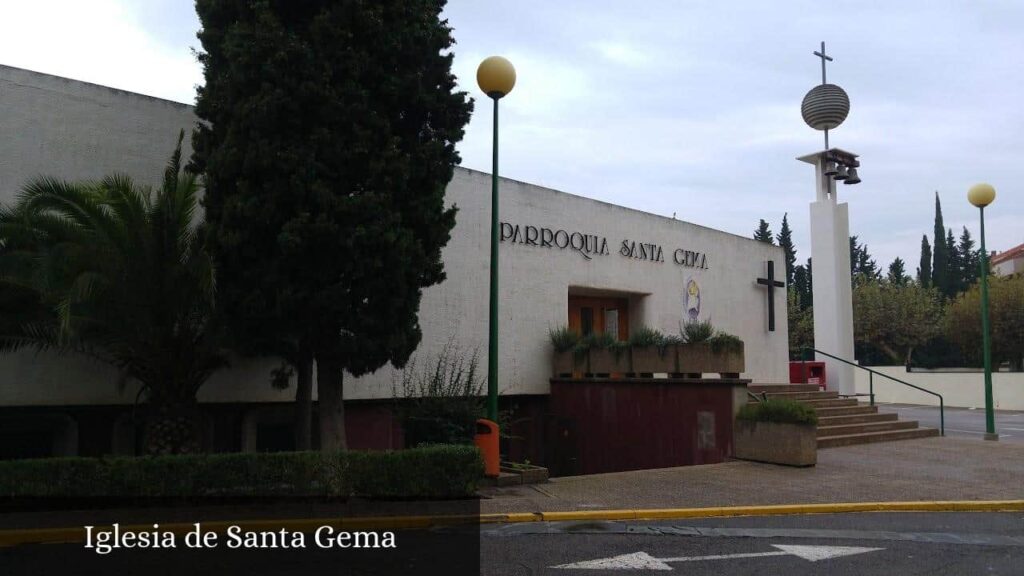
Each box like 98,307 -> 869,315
813,41 -> 832,85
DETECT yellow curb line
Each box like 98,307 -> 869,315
2,500 -> 1022,548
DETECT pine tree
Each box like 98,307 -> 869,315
754,219 -> 774,244
887,258 -> 909,285
776,213 -> 796,286
850,236 -> 879,282
795,257 -> 813,309
958,226 -> 979,289
917,235 -> 932,287
931,192 -> 948,294
945,227 -> 960,296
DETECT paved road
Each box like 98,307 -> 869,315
3,513 -> 1022,575
879,403 -> 1024,443
480,512 -> 1024,575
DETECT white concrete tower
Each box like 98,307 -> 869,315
796,42 -> 860,396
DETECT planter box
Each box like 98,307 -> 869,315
587,348 -> 630,375
551,350 -> 586,377
500,462 -> 549,484
677,342 -> 745,377
629,345 -> 678,374
733,420 -> 816,466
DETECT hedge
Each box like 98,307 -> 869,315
0,445 -> 482,500
737,398 -> 818,426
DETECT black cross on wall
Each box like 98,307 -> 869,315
756,260 -> 786,332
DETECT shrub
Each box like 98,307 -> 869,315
708,331 -> 743,354
0,445 -> 482,500
549,325 -> 581,352
681,320 -> 714,343
393,339 -> 485,447
628,327 -> 665,347
737,399 -> 818,426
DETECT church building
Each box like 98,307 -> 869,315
0,65 -> 789,463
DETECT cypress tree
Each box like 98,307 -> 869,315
776,213 -> 797,286
931,192 -> 948,294
192,0 -> 473,450
917,235 -> 932,287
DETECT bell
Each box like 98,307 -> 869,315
833,164 -> 849,181
823,161 -> 838,176
844,167 -> 861,184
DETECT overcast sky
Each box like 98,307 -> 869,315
2,1 -> 1021,272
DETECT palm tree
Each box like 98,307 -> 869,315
0,133 -> 226,454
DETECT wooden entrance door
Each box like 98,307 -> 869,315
568,296 -> 629,341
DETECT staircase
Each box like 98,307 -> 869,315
747,384 -> 940,448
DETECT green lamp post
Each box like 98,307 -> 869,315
968,182 -> 998,441
477,56 -> 516,422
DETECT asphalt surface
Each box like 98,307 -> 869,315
479,512 -> 1024,575
2,513 -> 1022,575
880,403 -> 1024,443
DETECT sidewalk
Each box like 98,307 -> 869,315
479,436 -> 1024,514
2,436 -> 1022,531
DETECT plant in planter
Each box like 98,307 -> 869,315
628,327 -> 678,375
708,330 -> 745,376
549,326 -> 583,376
677,320 -> 715,376
676,321 -> 746,377
734,399 -> 818,466
584,332 -> 630,375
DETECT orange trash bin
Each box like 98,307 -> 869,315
474,418 -> 500,478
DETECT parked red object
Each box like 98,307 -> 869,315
474,419 -> 500,478
789,361 -> 826,389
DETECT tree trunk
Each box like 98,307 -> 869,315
144,401 -> 202,455
317,354 -> 347,451
294,356 -> 314,451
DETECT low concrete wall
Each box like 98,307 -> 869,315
853,366 -> 1024,410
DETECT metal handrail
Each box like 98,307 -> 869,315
801,347 -> 944,436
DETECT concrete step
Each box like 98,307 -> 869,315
799,398 -> 859,408
817,420 -> 918,438
744,396 -> 852,409
748,383 -> 820,393
817,412 -> 899,426
818,427 -> 940,449
814,404 -> 878,417
760,390 -> 840,400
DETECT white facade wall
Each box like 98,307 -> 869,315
0,66 -> 790,407
854,366 -> 1024,411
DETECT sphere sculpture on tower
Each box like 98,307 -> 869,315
801,83 -> 850,131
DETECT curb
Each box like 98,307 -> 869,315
2,500 -> 1023,547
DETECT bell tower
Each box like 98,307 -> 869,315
796,42 -> 860,396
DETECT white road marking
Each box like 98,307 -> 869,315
552,544 -> 884,570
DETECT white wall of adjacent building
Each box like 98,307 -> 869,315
0,65 -> 791,408
854,366 -> 1024,410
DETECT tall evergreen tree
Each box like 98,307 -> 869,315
945,227 -> 960,296
849,236 -> 879,282
192,0 -> 473,450
776,213 -> 796,286
887,258 -> 909,285
917,235 -> 932,287
795,257 -> 813,309
931,192 -> 949,294
754,219 -> 774,244
958,226 -> 979,289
